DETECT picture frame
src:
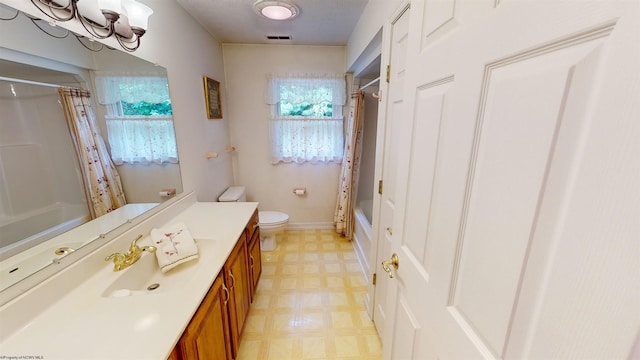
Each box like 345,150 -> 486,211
203,76 -> 222,119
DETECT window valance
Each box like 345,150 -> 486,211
94,75 -> 170,105
265,74 -> 346,106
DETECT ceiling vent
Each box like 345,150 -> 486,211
266,35 -> 292,40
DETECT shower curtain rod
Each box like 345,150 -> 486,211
359,77 -> 380,90
0,76 -> 62,89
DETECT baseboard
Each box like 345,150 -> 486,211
286,222 -> 334,230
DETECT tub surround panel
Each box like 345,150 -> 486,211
0,203 -> 89,258
0,194 -> 258,360
356,89 -> 380,211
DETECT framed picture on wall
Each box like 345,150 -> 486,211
203,76 -> 222,119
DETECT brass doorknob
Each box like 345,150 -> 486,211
381,253 -> 399,278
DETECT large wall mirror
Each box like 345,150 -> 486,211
0,3 -> 183,295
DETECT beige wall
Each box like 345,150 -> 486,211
346,0 -> 404,71
222,44 -> 346,225
134,0 -> 233,202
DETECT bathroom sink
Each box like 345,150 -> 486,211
101,239 -> 208,298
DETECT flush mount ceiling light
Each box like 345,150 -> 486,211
254,0 -> 300,21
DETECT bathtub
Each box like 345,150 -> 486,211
0,203 -> 90,260
352,199 -> 374,316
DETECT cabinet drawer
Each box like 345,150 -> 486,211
247,209 -> 259,238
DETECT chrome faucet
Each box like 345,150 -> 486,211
105,234 -> 157,271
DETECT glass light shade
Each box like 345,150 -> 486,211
76,0 -> 109,26
254,1 -> 299,20
262,5 -> 292,20
97,0 -> 123,14
122,0 -> 153,30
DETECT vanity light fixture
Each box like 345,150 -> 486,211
253,0 -> 300,21
29,0 -> 153,52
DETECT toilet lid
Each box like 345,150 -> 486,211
259,211 -> 289,225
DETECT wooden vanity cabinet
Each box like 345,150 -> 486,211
247,209 -> 260,241
224,231 -> 251,358
247,222 -> 262,302
171,272 -> 232,360
170,213 -> 261,360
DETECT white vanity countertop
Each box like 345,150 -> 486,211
0,201 -> 258,360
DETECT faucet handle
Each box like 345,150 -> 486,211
105,252 -> 122,262
129,234 -> 157,254
130,234 -> 144,247
129,234 -> 146,253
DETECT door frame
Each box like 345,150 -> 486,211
369,0 -> 411,339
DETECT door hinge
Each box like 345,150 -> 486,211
386,65 -> 391,83
378,180 -> 383,194
373,273 -> 377,286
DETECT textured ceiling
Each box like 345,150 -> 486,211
175,0 -> 369,45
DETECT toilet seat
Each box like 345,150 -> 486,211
259,211 -> 289,228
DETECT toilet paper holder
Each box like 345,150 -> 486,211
293,187 -> 306,195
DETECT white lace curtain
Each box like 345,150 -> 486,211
268,118 -> 344,164
265,75 -> 347,107
266,74 -> 346,164
106,117 -> 178,165
94,75 -> 170,105
94,73 -> 178,165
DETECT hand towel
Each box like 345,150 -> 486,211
150,222 -> 199,273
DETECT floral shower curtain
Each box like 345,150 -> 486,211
58,88 -> 126,219
334,90 -> 365,238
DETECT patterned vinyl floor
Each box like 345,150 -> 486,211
236,229 -> 382,360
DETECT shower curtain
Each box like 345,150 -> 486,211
58,88 -> 126,219
334,90 -> 365,238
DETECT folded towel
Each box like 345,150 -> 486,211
150,222 -> 199,273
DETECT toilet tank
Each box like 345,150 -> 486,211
218,186 -> 246,202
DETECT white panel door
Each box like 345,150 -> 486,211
372,4 -> 410,340
383,0 -> 640,359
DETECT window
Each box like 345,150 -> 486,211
94,75 -> 178,165
266,75 -> 346,164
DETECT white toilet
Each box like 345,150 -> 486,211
218,186 -> 289,251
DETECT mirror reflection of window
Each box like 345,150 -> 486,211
95,75 -> 178,165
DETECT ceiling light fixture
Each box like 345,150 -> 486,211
254,0 -> 299,21
28,0 -> 153,52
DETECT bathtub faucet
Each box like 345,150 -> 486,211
104,234 -> 157,271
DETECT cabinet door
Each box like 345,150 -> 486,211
225,232 -> 250,358
248,228 -> 262,301
167,346 -> 180,360
175,273 -> 232,360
